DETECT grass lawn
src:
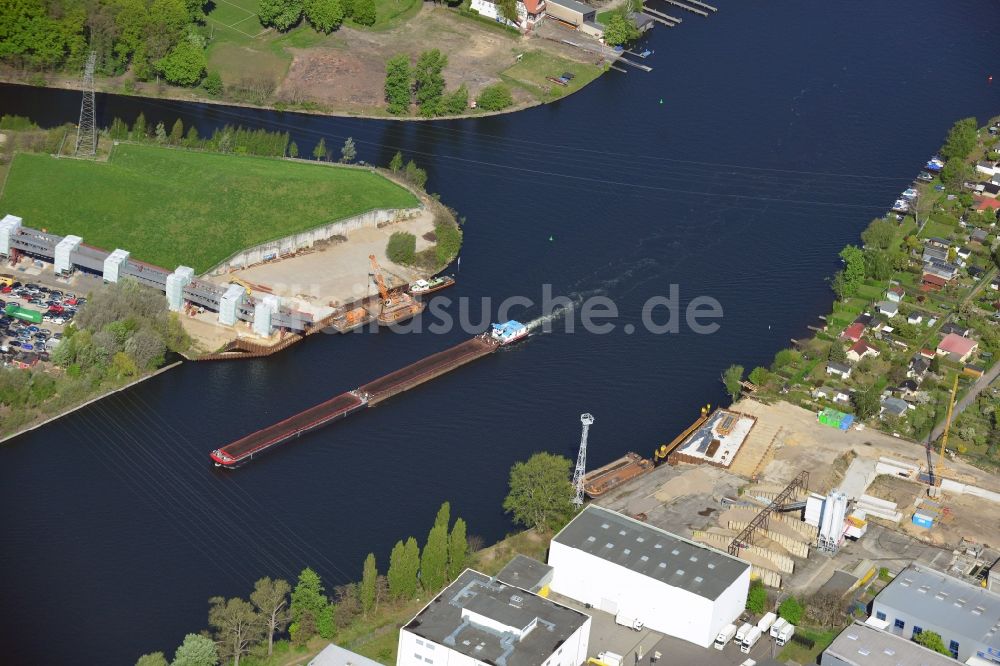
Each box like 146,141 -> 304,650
501,50 -> 603,102
778,626 -> 843,664
206,0 -> 267,40
0,145 -> 419,273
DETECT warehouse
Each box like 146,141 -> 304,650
397,569 -> 590,666
870,564 -> 1000,662
545,0 -> 604,38
547,505 -> 751,648
820,621 -> 956,666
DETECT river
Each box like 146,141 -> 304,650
1,1 -> 998,662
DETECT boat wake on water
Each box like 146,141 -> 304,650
523,289 -> 603,333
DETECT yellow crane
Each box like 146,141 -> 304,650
933,375 -> 960,484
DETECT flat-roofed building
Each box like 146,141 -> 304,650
397,569 -> 590,666
547,505 -> 750,648
820,620 -> 957,666
871,564 -> 1000,662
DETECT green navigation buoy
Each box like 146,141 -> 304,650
549,235 -> 554,241
659,98 -> 664,104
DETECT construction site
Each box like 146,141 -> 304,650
577,396 -> 1000,602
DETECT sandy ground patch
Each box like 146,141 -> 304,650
210,209 -> 436,311
276,6 -> 594,111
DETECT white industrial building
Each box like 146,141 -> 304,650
871,564 -> 1000,663
103,248 -> 130,283
397,569 -> 590,666
54,234 -> 82,275
253,294 -> 280,337
218,283 -> 246,326
821,620 -> 957,666
0,214 -> 22,255
165,265 -> 195,312
547,505 -> 751,648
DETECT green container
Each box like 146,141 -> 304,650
4,303 -> 43,324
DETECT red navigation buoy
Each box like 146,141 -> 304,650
989,75 -> 994,83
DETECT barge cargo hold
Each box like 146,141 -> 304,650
210,391 -> 367,466
211,322 -> 527,468
583,452 -> 653,498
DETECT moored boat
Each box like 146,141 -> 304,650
410,275 -> 456,295
583,452 -> 654,498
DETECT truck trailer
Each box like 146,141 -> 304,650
741,627 -> 763,654
714,623 -> 738,650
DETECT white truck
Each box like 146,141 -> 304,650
596,652 -> 624,666
769,617 -> 789,638
741,626 -> 763,654
735,622 -> 754,645
757,612 -> 777,634
714,623 -> 738,649
774,623 -> 795,647
614,613 -> 643,631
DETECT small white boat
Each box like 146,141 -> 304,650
901,188 -> 918,200
490,320 -> 528,345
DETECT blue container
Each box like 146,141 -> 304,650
912,512 -> 934,528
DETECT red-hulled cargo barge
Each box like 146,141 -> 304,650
210,391 -> 367,467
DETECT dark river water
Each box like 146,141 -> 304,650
1,1 -> 998,662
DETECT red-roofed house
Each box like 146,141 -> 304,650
886,286 -> 905,303
471,0 -> 546,31
847,340 -> 880,363
921,273 -> 948,291
841,322 -> 865,343
975,197 -> 1000,210
937,333 -> 978,362
919,348 -> 936,360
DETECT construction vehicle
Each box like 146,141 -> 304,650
368,254 -> 424,325
228,277 -> 274,297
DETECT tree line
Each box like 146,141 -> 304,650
0,0 -> 210,85
384,50 -> 513,117
258,0 -> 377,32
135,501 -> 469,666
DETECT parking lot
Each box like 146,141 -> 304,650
548,591 -> 780,666
0,269 -> 93,365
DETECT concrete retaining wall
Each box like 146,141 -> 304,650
940,479 -> 1000,504
207,206 -> 423,275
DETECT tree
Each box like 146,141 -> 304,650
402,537 -> 421,597
434,501 -> 451,531
312,137 -> 328,160
940,117 -> 978,161
831,270 -> 849,301
250,577 -> 290,657
156,38 -> 206,86
387,539 -> 409,599
202,71 -> 223,96
503,452 -> 576,531
722,364 -> 744,403
109,117 -> 129,140
863,249 -> 894,281
414,50 -> 448,117
748,366 -> 769,387
171,633 -> 218,666
155,121 -> 167,143
913,630 -> 951,655
389,150 -> 404,172
289,141 -> 299,158
386,231 -> 416,264
352,0 -> 376,25
184,125 -> 199,145
290,567 -> 328,643
384,54 -> 412,115
443,85 -> 469,115
340,136 -> 356,163
476,84 -> 513,111
404,160 -> 427,188
304,0 -> 344,32
169,118 -> 184,144
746,580 -> 766,614
360,552 -> 378,616
497,0 -> 519,23
853,383 -> 882,420
208,596 -> 261,666
940,158 -> 972,191
421,522 -> 449,592
839,245 -> 865,297
603,10 -> 638,46
447,517 -> 468,580
861,217 -> 896,249
828,343 -> 847,364
132,112 -> 147,139
805,592 -> 845,627
258,0 -> 303,30
135,653 -> 168,666
777,596 -> 803,624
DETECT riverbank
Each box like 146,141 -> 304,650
0,5 -> 608,121
725,115 -> 1000,471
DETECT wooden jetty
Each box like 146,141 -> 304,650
609,64 -> 627,73
617,57 -> 652,72
643,7 -> 681,24
663,0 -> 709,17
685,0 -> 718,11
